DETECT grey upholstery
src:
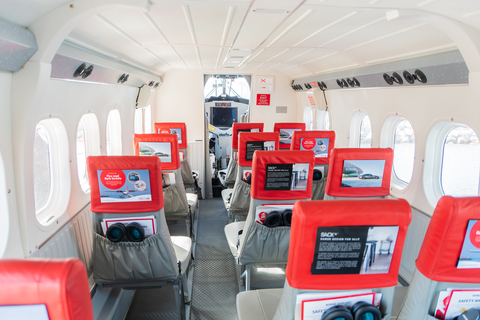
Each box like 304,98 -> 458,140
224,221 -> 245,256
311,164 -> 328,200
224,153 -> 238,188
228,163 -> 252,219
180,159 -> 194,189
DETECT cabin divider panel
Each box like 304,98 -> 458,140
31,204 -> 93,274
399,207 -> 431,283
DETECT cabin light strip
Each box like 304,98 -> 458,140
365,43 -> 457,65
301,52 -> 337,65
266,49 -> 290,62
266,9 -> 314,47
464,10 -> 480,18
182,4 -> 198,45
293,11 -> 357,47
418,0 -> 438,7
284,49 -> 314,62
315,63 -> 359,74
345,22 -> 428,51
318,16 -> 386,47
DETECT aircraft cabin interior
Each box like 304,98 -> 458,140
2,0 -> 480,320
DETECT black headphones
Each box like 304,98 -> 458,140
322,302 -> 381,320
263,210 -> 282,228
313,169 -> 323,181
106,223 -> 126,242
263,209 -> 293,228
106,222 -> 145,242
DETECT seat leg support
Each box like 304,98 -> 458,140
240,265 -> 251,291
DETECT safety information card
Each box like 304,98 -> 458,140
264,163 -> 309,191
245,140 -> 275,160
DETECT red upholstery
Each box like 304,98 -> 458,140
87,156 -> 164,213
154,122 -> 187,149
0,258 -> 93,320
416,196 -> 480,283
251,150 -> 315,200
237,132 -> 280,167
325,148 -> 394,197
133,133 -> 181,170
287,199 -> 412,290
290,130 -> 336,165
231,123 -> 264,150
273,122 -> 306,149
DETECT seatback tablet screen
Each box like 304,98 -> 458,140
341,160 -> 385,188
139,142 -> 172,163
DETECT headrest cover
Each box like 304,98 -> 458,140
287,199 -> 412,290
238,132 -> 280,167
416,196 -> 480,283
0,258 -> 93,320
325,148 -> 394,197
290,130 -> 336,165
134,133 -> 181,170
154,122 -> 187,149
231,123 -> 264,150
87,156 -> 164,213
273,122 -> 306,149
251,150 -> 315,200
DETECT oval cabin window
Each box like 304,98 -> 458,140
441,126 -> 480,197
76,114 -> 101,194
359,115 -> 372,148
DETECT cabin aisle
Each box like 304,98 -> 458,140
190,198 -> 238,320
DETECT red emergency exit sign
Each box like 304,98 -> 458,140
256,94 -> 270,106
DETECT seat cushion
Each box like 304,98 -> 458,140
237,289 -> 283,320
224,221 -> 245,257
222,188 -> 234,210
171,236 -> 192,273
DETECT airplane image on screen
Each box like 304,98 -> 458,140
104,187 -> 136,198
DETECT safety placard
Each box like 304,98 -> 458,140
256,94 -> 271,106
256,76 -> 274,92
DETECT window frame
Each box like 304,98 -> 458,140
106,109 -> 122,156
76,113 -> 101,194
350,111 -> 371,148
315,110 -> 330,130
380,116 -> 415,190
303,106 -> 313,130
423,121 -> 480,207
34,118 -> 71,226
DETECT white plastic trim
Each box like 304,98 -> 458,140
316,110 -> 330,130
380,116 -> 415,190
77,113 -> 101,194
303,106 -> 313,130
106,109 -> 122,155
350,111 -> 368,147
423,121 -> 469,208
35,118 -> 71,226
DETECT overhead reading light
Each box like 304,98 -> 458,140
154,82 -> 160,89
352,77 -> 360,87
253,9 -> 289,14
117,73 -> 129,84
341,79 -> 348,88
148,80 -> 155,87
392,72 -> 403,84
336,79 -> 343,88
383,73 -> 393,85
403,71 -> 414,84
73,63 -> 94,79
414,69 -> 427,83
317,81 -> 327,91
347,78 -> 354,87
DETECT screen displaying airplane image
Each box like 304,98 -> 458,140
341,160 -> 385,188
279,128 -> 302,144
139,142 -> 172,163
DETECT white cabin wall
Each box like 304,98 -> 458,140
12,72 -> 138,256
300,73 -> 480,215
155,70 -> 298,137
0,71 -> 23,258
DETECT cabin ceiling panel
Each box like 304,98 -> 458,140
172,45 -> 200,65
350,25 -> 456,65
0,0 -> 71,27
200,46 -> 224,65
188,3 -> 236,47
99,10 -> 167,46
285,66 -> 315,79
306,52 -> 360,74
232,0 -> 305,50
250,47 -> 314,63
148,2 -> 193,44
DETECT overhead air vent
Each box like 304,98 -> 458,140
392,72 -> 403,84
383,73 -> 393,85
403,71 -> 414,84
414,69 -> 427,83
317,81 -> 327,91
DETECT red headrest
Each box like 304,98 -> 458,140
273,122 -> 306,149
231,123 -> 264,150
238,132 -> 280,167
0,258 -> 93,320
287,199 -> 412,290
416,196 -> 480,283
87,156 -> 164,213
325,148 -> 394,197
133,134 -> 181,170
154,122 -> 187,149
290,130 -> 336,165
251,150 -> 315,200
